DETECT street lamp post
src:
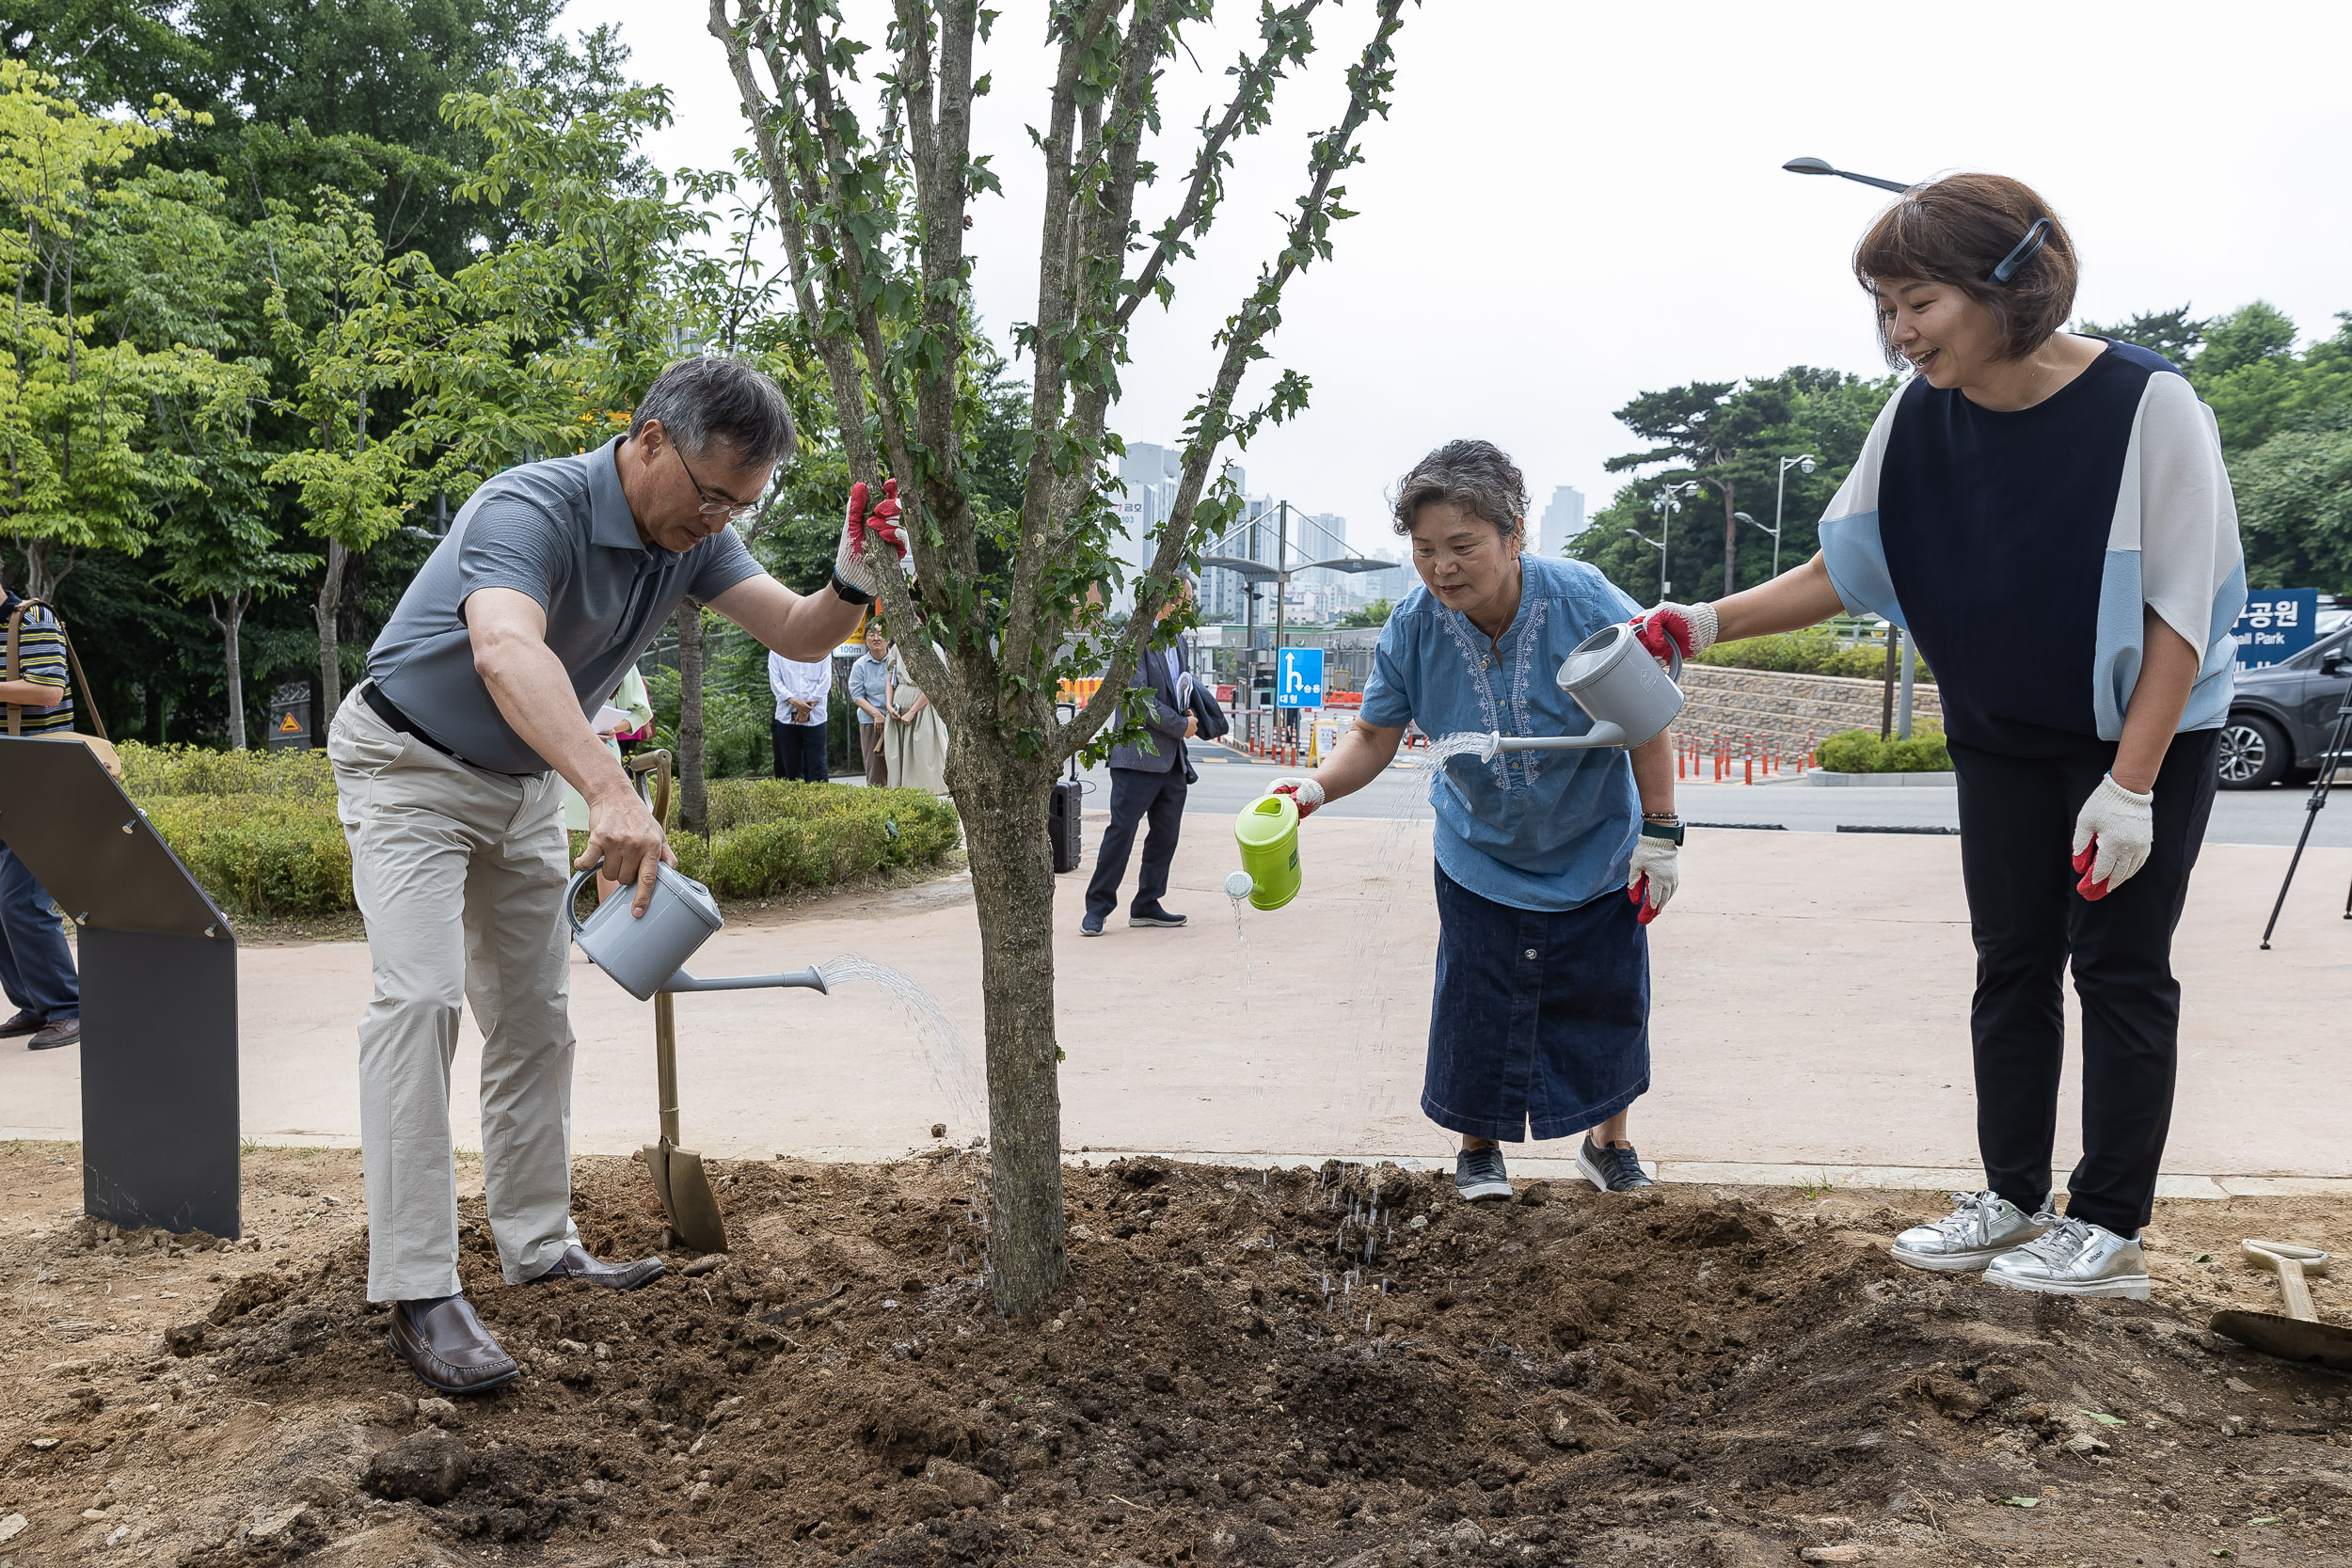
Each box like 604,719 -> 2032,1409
1772,452 -> 1815,579
1647,480 -> 1698,598
1780,156 -> 1912,194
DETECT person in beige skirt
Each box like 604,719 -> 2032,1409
882,642 -> 949,795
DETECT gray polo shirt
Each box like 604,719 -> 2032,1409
368,437 -> 761,773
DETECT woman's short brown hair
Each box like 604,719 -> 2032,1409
1853,172 -> 2077,366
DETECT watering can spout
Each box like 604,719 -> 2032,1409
660,965 -> 830,995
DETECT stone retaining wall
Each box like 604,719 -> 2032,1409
1670,664 -> 1941,761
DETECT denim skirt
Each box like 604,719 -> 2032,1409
1421,863 -> 1650,1143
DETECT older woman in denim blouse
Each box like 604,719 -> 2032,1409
1264,440 -> 1684,1203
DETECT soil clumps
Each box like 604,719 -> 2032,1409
1,1144 -> 2347,1565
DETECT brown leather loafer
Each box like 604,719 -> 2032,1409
27,1018 -> 79,1051
528,1243 -> 664,1291
1,1008 -> 42,1037
388,1296 -> 519,1394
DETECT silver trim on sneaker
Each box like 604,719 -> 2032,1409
1889,1191 -> 2049,1273
1983,1215 -> 2151,1300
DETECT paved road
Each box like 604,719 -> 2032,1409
1083,745 -> 2352,848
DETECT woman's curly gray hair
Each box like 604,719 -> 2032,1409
1390,439 -> 1528,542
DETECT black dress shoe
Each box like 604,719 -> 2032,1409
527,1243 -> 664,1291
388,1295 -> 519,1395
0,1008 -> 41,1037
27,1018 -> 79,1051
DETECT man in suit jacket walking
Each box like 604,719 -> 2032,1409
1084,583 -> 1197,936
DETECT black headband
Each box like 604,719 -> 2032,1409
1989,218 -> 2051,284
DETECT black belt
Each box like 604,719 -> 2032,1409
361,682 -> 537,778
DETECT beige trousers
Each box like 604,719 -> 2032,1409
329,689 -> 580,1302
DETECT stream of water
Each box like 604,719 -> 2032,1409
817,954 -> 988,1139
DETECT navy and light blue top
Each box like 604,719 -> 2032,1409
1360,553 -> 1642,912
369,437 -> 761,774
1819,340 -> 2245,756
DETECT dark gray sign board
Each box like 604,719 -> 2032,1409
0,737 -> 241,1237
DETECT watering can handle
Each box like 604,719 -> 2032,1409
564,861 -> 603,935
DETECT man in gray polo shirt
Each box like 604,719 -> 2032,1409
330,356 -> 905,1393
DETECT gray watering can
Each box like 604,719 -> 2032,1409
1480,621 -> 1685,761
565,841 -> 827,1256
565,860 -> 829,1001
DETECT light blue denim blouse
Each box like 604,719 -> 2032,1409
1359,554 -> 1642,911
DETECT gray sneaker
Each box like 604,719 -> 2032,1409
1890,1191 -> 2048,1273
1576,1136 -> 1654,1192
1983,1214 -> 2150,1300
1454,1146 -> 1512,1202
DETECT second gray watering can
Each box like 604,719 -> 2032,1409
1481,622 -> 1684,760
565,861 -> 828,1000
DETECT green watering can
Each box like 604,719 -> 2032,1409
1226,793 -> 1302,911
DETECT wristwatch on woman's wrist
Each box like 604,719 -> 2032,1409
1639,816 -> 1685,847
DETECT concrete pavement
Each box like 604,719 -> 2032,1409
7,807 -> 2347,1186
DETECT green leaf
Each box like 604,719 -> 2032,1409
2001,1497 -> 2040,1508
2077,1410 -> 2128,1427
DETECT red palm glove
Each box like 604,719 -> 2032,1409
1267,777 -> 1324,818
835,479 -> 909,596
1629,600 -> 1718,665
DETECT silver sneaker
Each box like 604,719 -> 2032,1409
1890,1191 -> 2048,1273
1983,1215 -> 2150,1300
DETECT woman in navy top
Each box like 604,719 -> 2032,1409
1633,173 -> 2242,1301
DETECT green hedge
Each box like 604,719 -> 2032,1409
1700,632 -> 1935,684
1813,727 -> 1952,773
122,743 -> 352,919
574,780 -> 961,898
117,743 -> 962,921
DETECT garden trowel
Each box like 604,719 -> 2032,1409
2210,1239 -> 2352,1370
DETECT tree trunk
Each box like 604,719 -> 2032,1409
215,594 -> 248,749
22,539 -> 63,601
313,537 -> 349,720
675,598 -> 707,835
1718,477 -> 1739,599
953,739 -> 1066,1317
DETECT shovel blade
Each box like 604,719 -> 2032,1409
643,1139 -> 728,1256
2210,1308 -> 2352,1370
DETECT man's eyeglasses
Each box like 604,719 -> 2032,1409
670,442 -> 762,522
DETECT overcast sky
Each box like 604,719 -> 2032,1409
564,0 -> 2352,558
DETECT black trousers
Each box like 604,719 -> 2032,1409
1952,728 -> 2219,1235
771,720 -> 828,783
1085,766 -> 1186,921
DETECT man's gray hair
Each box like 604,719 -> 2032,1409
630,356 -> 797,467
1389,438 -> 1528,542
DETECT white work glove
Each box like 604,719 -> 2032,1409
1627,833 -> 1679,925
2071,773 -> 2153,901
1629,600 -> 1719,665
833,479 -> 909,598
1266,777 -> 1324,818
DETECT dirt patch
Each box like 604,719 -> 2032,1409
1,1142 -> 2348,1566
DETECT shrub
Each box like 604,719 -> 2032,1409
1700,632 -> 1934,684
1813,726 -> 1952,774
568,781 -> 960,899
118,740 -> 338,800
137,793 -> 354,919
1814,729 -> 1885,773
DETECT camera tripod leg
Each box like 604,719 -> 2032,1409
2262,692 -> 2352,948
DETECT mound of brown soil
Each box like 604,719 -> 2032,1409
2,1147 -> 2348,1567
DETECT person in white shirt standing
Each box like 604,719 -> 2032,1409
770,647 -> 834,783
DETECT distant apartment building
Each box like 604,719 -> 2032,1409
1538,485 -> 1586,557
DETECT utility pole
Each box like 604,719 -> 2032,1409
1243,503 -> 1260,710
1272,501 -> 1290,731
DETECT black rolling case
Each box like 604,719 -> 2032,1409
1048,752 -> 1084,873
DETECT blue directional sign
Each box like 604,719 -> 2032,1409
1275,646 -> 1325,709
2233,589 -> 2319,669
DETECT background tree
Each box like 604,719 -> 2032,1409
1574,368 -> 1888,606
711,0 -> 1410,1314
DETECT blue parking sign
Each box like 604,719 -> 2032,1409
1275,647 -> 1324,709
2233,589 -> 2318,669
